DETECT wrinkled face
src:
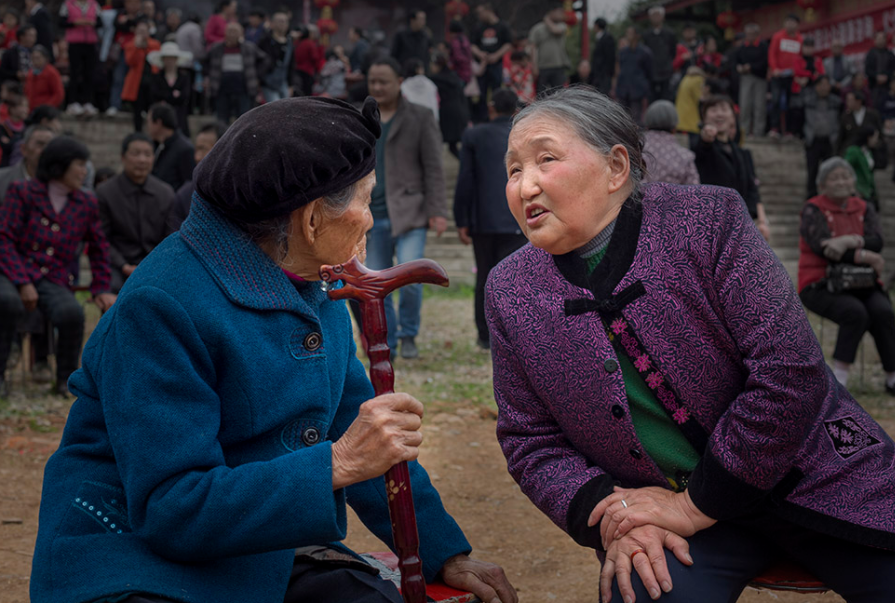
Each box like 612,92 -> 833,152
820,167 -> 855,200
313,171 -> 375,265
704,102 -> 734,133
272,13 -> 289,35
122,139 -> 154,183
22,130 -> 53,167
194,131 -> 218,163
61,159 -> 87,191
505,117 -> 621,255
225,22 -> 242,45
367,64 -> 402,106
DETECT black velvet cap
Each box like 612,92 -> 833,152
195,96 -> 381,223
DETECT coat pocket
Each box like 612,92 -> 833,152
59,480 -> 131,537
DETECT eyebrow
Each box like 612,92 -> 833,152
505,136 -> 559,164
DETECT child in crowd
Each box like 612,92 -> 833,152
505,50 -> 535,105
318,46 -> 348,99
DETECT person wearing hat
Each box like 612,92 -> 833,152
148,40 -> 192,136
30,96 -> 518,603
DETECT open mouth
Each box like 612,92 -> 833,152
526,205 -> 550,224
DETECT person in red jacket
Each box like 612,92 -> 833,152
789,36 -> 825,138
768,13 -> 803,138
294,24 -> 323,96
25,45 -> 64,109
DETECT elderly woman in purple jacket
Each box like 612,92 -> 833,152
487,86 -> 895,603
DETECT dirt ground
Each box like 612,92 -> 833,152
0,294 -> 887,603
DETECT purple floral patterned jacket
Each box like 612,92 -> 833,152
486,183 -> 895,552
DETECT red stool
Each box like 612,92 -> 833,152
361,552 -> 481,603
749,560 -> 829,593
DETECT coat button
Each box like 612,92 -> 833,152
40,217 -> 49,226
629,448 -> 643,460
51,223 -> 60,232
301,427 -> 321,446
46,247 -> 54,256
303,332 -> 322,352
611,405 -> 625,419
40,266 -> 49,274
32,242 -> 39,251
604,359 -> 619,373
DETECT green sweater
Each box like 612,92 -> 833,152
586,244 -> 700,489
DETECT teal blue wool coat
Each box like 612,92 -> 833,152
31,196 -> 470,603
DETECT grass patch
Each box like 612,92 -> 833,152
422,282 -> 475,300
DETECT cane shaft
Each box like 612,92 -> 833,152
362,300 -> 426,603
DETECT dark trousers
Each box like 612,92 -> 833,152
606,515 -> 895,603
805,136 -> 834,199
649,78 -> 673,103
472,233 -> 528,343
472,62 -> 503,123
295,70 -> 314,97
536,67 -> 568,94
69,43 -> 97,106
769,76 -> 794,133
0,275 -> 84,384
216,91 -> 251,123
619,94 -> 646,125
801,285 -> 895,371
110,266 -> 128,295
115,558 -> 402,603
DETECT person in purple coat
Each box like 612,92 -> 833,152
488,86 -> 895,603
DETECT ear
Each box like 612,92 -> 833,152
292,201 -> 319,246
606,144 -> 631,195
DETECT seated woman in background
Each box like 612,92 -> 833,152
0,136 -> 115,398
640,100 -> 699,186
843,125 -> 881,209
488,87 -> 895,603
799,156 -> 895,392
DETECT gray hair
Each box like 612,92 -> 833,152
166,7 -> 182,18
648,6 -> 665,16
239,181 -> 358,265
512,86 -> 646,202
22,124 -> 54,145
816,157 -> 856,189
644,100 -> 678,131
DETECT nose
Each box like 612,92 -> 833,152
519,168 -> 541,201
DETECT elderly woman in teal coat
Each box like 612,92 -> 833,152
30,97 -> 517,603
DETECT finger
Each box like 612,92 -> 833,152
631,548 -> 661,601
614,511 -> 657,541
387,393 -> 425,417
400,428 -> 423,448
601,501 -> 634,549
664,532 -> 693,567
588,492 -> 624,527
484,565 -> 517,603
615,554 -> 637,603
645,538 -> 673,595
463,575 -> 499,603
600,557 -> 615,603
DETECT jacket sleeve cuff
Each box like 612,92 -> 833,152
686,449 -> 769,521
566,474 -> 616,550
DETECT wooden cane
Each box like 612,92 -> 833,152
319,256 -> 449,603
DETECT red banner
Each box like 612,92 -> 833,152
805,4 -> 895,57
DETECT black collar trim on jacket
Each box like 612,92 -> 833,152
553,196 -> 643,300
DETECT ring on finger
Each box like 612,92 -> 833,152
621,499 -> 628,509
630,548 -> 647,561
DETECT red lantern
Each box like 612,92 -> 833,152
314,0 -> 340,8
445,1 -> 469,19
715,10 -> 740,40
317,18 -> 338,35
563,9 -> 578,26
